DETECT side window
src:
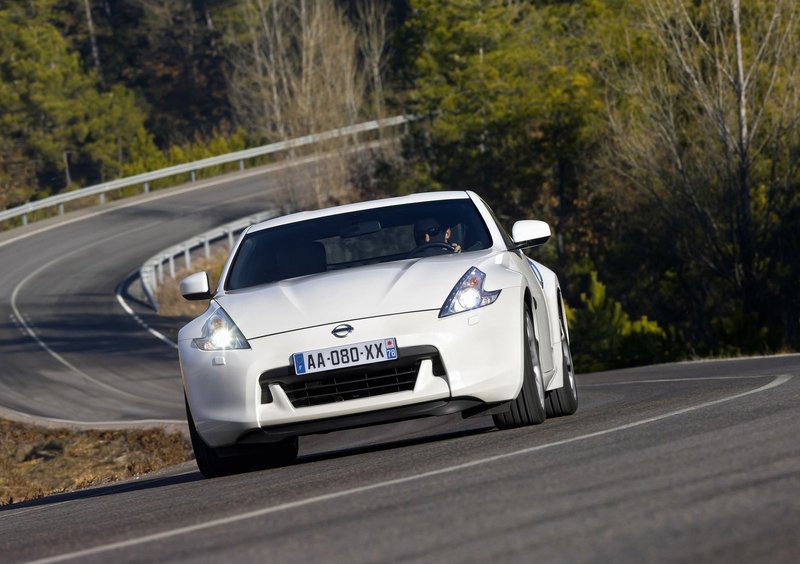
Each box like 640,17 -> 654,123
481,200 -> 514,248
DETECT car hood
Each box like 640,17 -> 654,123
215,250 -> 498,339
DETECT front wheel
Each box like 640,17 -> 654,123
186,395 -> 298,478
493,308 -> 547,430
546,316 -> 579,417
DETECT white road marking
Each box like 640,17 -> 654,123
10,222 -> 164,402
579,374 -> 780,387
21,374 -> 792,564
114,277 -> 178,349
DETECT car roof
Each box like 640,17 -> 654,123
248,191 -> 475,233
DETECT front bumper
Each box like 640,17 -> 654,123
180,289 -> 524,448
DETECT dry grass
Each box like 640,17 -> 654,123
153,247 -> 230,317
0,419 -> 193,506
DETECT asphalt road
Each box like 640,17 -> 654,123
0,158 -> 321,425
1,160 -> 799,562
1,355 -> 798,563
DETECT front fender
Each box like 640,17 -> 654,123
530,261 -> 565,389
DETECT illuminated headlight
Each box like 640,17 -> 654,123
193,307 -> 250,351
439,267 -> 500,317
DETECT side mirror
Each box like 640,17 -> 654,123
510,220 -> 551,249
180,272 -> 213,301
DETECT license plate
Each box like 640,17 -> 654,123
293,338 -> 398,375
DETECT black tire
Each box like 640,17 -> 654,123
186,395 -> 298,478
546,316 -> 579,417
493,308 -> 547,430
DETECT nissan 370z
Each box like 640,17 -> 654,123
178,191 -> 578,478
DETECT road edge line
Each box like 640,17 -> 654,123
114,271 -> 178,349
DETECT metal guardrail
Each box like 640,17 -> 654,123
139,209 -> 279,312
1,115 -> 413,227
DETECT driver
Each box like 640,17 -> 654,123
413,217 -> 462,253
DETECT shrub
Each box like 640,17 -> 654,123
567,271 -> 681,372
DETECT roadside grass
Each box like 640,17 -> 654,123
0,419 -> 192,507
153,247 -> 229,317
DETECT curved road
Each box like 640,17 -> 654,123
0,158 -> 319,425
1,161 -> 799,562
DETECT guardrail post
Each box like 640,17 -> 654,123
184,246 -> 191,270
239,159 -> 245,171
144,181 -> 149,194
227,229 -> 234,249
169,254 -> 175,279
204,237 -> 210,258
99,193 -> 104,205
22,213 -> 27,226
191,170 -> 196,183
58,203 -> 64,215
157,260 -> 164,284
150,266 -> 158,291
404,121 -> 409,136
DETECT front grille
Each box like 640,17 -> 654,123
258,346 -> 444,407
281,361 -> 420,408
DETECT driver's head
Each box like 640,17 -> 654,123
414,217 -> 450,246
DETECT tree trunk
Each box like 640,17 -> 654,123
243,0 -> 273,135
731,0 -> 756,315
82,0 -> 104,89
63,151 -> 72,188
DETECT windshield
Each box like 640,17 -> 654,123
226,199 -> 493,290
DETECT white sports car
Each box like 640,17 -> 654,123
179,191 -> 578,478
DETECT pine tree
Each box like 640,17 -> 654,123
0,1 -> 149,198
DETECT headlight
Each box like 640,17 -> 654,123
193,307 -> 250,351
439,267 -> 500,317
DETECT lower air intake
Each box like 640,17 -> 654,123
281,361 -> 420,408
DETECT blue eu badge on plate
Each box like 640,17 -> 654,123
294,353 -> 306,374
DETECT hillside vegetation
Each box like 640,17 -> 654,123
2,0 -> 799,368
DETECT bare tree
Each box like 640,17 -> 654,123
82,0 -> 104,88
604,0 -> 800,319
355,0 -> 391,139
226,0 -> 371,206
